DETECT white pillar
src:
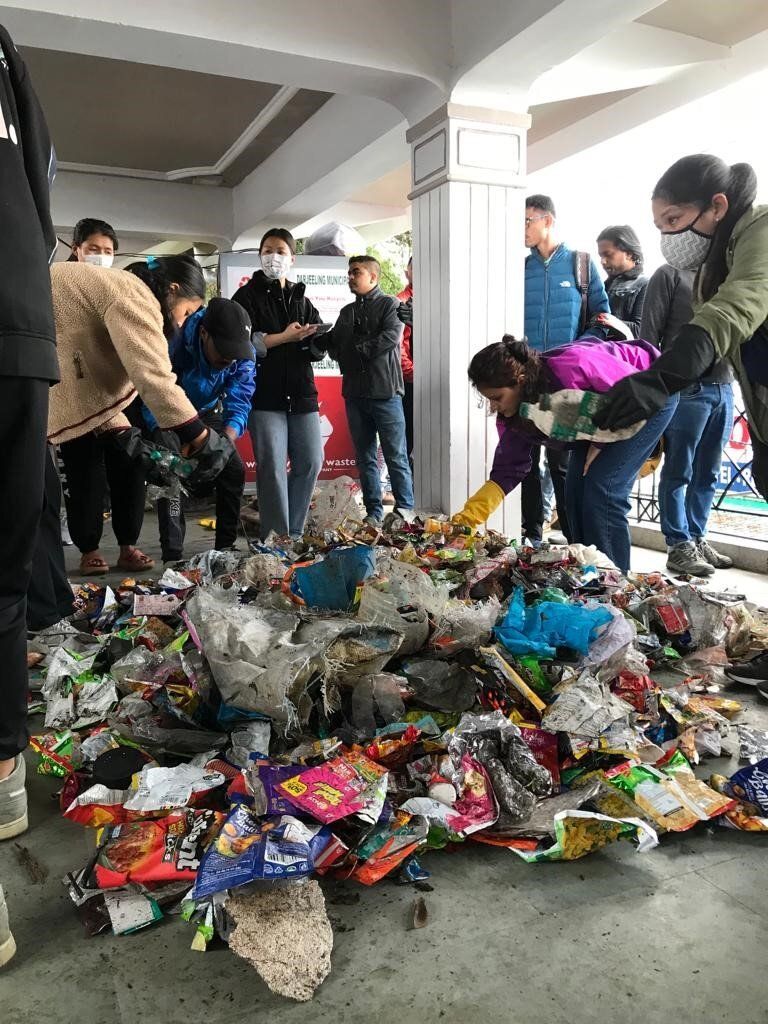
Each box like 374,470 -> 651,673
409,104 -> 530,535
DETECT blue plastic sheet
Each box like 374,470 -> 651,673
494,586 -> 613,657
293,545 -> 376,610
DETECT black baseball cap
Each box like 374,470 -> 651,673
200,298 -> 254,361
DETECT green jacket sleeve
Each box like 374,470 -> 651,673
692,211 -> 768,360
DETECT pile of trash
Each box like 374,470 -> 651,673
27,478 -> 768,1000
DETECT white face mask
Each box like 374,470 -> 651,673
659,212 -> 713,271
83,253 -> 114,268
261,252 -> 292,280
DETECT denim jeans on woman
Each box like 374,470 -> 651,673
658,382 -> 734,547
345,396 -> 414,521
565,396 -> 679,572
249,410 -> 323,538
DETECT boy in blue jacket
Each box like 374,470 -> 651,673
145,297 -> 255,560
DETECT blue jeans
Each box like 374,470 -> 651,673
345,396 -> 414,520
659,382 -> 733,546
565,397 -> 679,572
249,410 -> 323,538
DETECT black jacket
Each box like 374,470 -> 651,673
326,286 -> 404,400
605,267 -> 648,338
640,264 -> 732,384
0,25 -> 58,381
232,270 -> 322,414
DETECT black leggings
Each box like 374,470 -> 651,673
59,431 -> 146,552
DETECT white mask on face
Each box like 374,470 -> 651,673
260,253 -> 292,280
659,212 -> 713,271
83,253 -> 114,268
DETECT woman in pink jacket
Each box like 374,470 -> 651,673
453,335 -> 678,570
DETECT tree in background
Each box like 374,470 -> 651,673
367,245 -> 404,295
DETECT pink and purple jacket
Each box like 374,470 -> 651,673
490,338 -> 659,494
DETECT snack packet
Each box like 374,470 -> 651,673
349,811 -> 429,885
509,810 -> 658,862
710,774 -> 768,831
191,807 -> 329,899
94,808 -> 224,888
723,757 -> 768,814
278,751 -> 387,824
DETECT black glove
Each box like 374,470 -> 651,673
111,427 -> 178,486
592,324 -> 716,431
397,299 -> 413,326
185,427 -> 235,493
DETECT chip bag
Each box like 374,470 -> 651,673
191,807 -> 329,899
723,758 -> 768,814
349,811 -> 429,885
29,730 -> 81,777
509,809 -> 657,862
94,808 -> 224,889
278,751 -> 387,824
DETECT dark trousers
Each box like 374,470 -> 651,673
27,447 -> 74,632
520,444 -> 571,542
158,415 -> 245,560
753,435 -> 768,503
0,378 -> 48,759
59,431 -> 146,552
403,381 -> 414,461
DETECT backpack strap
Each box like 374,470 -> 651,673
573,251 -> 590,336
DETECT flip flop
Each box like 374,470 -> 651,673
79,554 -> 109,576
198,517 -> 217,531
116,549 -> 155,573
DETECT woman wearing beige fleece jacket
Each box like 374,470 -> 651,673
48,257 -> 213,574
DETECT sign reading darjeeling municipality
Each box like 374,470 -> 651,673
218,252 -> 358,481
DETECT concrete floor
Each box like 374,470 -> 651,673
2,511 -> 768,1023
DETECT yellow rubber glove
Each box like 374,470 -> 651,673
451,479 -> 505,527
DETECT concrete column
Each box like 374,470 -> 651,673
408,104 -> 530,535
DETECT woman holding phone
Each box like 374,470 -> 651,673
232,228 -> 326,538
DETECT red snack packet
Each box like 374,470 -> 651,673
519,726 -> 561,790
612,671 -> 657,713
94,808 -> 223,889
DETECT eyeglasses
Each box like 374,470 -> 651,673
524,215 -> 547,227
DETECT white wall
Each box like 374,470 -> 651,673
526,68 -> 768,277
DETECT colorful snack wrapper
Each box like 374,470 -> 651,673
723,757 -> 768,814
509,810 -> 658,862
94,808 -> 224,889
29,730 -> 80,777
519,725 -> 561,790
278,751 -> 387,824
710,774 -> 768,831
191,806 -> 329,899
349,811 -> 429,885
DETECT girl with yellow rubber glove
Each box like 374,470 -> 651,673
452,335 -> 678,572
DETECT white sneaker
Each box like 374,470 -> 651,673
0,884 -> 16,967
0,756 -> 28,841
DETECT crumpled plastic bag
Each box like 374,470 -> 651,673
307,476 -> 363,531
401,658 -> 477,711
495,586 -> 613,657
542,670 -> 630,738
186,589 -> 323,723
357,583 -> 429,655
375,552 -> 450,619
439,596 -> 501,649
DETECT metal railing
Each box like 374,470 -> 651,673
629,400 -> 768,541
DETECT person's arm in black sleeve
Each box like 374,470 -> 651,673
624,280 -> 647,339
639,267 -> 674,347
592,323 -> 716,430
355,298 -> 403,359
2,28 -> 57,262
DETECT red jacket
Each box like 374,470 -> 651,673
397,284 -> 413,383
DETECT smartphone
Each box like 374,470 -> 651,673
308,322 -> 332,336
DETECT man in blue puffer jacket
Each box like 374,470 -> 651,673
522,194 -> 609,545
144,297 -> 256,560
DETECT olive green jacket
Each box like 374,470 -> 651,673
691,204 -> 768,443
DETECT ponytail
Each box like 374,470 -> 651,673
125,254 -> 205,338
653,154 -> 757,300
468,335 -> 544,402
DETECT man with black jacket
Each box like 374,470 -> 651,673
326,255 -> 413,525
0,24 -> 58,959
596,225 -> 648,338
232,228 -> 324,538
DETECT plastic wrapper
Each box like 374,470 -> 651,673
582,607 -> 636,667
612,671 -> 658,715
307,475 -> 363,531
350,673 -> 405,738
365,725 -> 421,769
450,710 -> 553,800
185,590 -> 324,723
243,762 -> 302,816
736,725 -> 768,765
401,658 -> 477,711
94,808 -> 224,888
495,586 -> 614,658
401,754 -> 498,836
64,783 -> 151,829
29,730 -> 81,777
542,671 -> 630,738
349,811 -> 429,885
710,774 -> 768,831
484,757 -> 535,823
723,757 -> 768,813
228,720 -> 271,768
278,751 -> 387,824
482,778 -> 602,839
374,552 -> 450,619
605,759 -> 734,831
293,545 -> 375,610
191,809 -> 329,898
243,553 -> 285,591
438,597 -> 501,649
123,764 -> 226,813
357,583 -> 429,655
509,809 -> 658,862
519,726 -> 561,790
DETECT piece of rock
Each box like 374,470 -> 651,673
227,881 -> 333,1001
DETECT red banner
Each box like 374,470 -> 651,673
235,376 -> 359,483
